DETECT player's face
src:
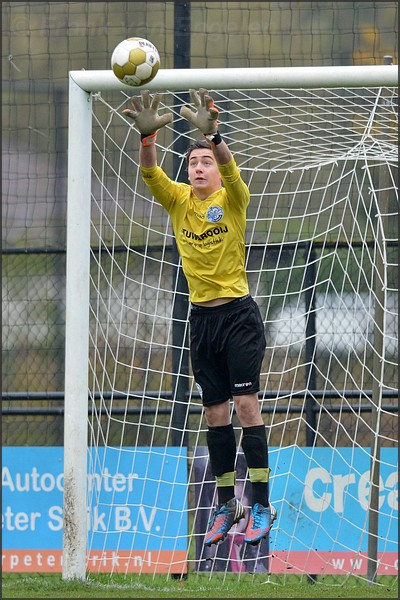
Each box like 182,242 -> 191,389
187,149 -> 222,199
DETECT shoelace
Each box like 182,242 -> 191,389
252,507 -> 268,528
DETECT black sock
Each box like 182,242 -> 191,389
207,424 -> 237,505
241,424 -> 270,506
218,487 -> 235,505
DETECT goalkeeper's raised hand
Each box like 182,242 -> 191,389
180,88 -> 219,136
122,90 -> 172,142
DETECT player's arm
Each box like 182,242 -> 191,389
180,88 -> 232,165
181,89 -> 249,207
122,90 -> 172,167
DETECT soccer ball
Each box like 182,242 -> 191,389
111,37 -> 160,87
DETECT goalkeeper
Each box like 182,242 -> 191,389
123,89 -> 276,547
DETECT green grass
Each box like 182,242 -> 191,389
2,574 -> 398,599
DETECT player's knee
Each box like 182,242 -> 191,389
204,402 -> 231,427
233,393 -> 262,426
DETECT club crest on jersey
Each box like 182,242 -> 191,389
206,206 -> 224,223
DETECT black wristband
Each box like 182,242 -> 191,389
204,131 -> 222,146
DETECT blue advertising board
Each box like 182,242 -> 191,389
2,446 -> 188,572
193,445 -> 398,575
2,445 -> 397,574
266,445 -> 398,574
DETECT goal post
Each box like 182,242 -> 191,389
63,65 -> 398,582
69,64 -> 398,92
62,80 -> 92,580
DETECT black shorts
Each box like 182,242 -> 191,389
189,295 -> 266,407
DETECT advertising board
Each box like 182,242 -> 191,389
2,445 -> 397,574
193,446 -> 398,575
2,447 -> 187,573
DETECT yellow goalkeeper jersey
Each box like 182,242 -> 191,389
140,157 -> 250,303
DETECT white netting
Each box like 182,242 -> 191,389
84,85 -> 398,582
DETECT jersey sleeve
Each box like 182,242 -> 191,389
218,157 -> 250,211
140,164 -> 182,212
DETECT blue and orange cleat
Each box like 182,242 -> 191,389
244,502 -> 277,545
204,498 -> 246,546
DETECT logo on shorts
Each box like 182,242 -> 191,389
206,206 -> 224,223
234,381 -> 253,389
196,382 -> 203,399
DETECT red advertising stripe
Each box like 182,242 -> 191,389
269,551 -> 398,575
87,550 -> 187,574
2,550 -> 187,574
3,549 -> 397,575
2,550 -> 63,572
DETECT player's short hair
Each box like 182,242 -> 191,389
185,139 -> 213,165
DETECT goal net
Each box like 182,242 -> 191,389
63,67 -> 398,583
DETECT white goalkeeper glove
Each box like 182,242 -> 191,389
122,90 -> 172,143
180,88 -> 219,136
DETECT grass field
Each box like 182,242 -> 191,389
2,574 -> 398,599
